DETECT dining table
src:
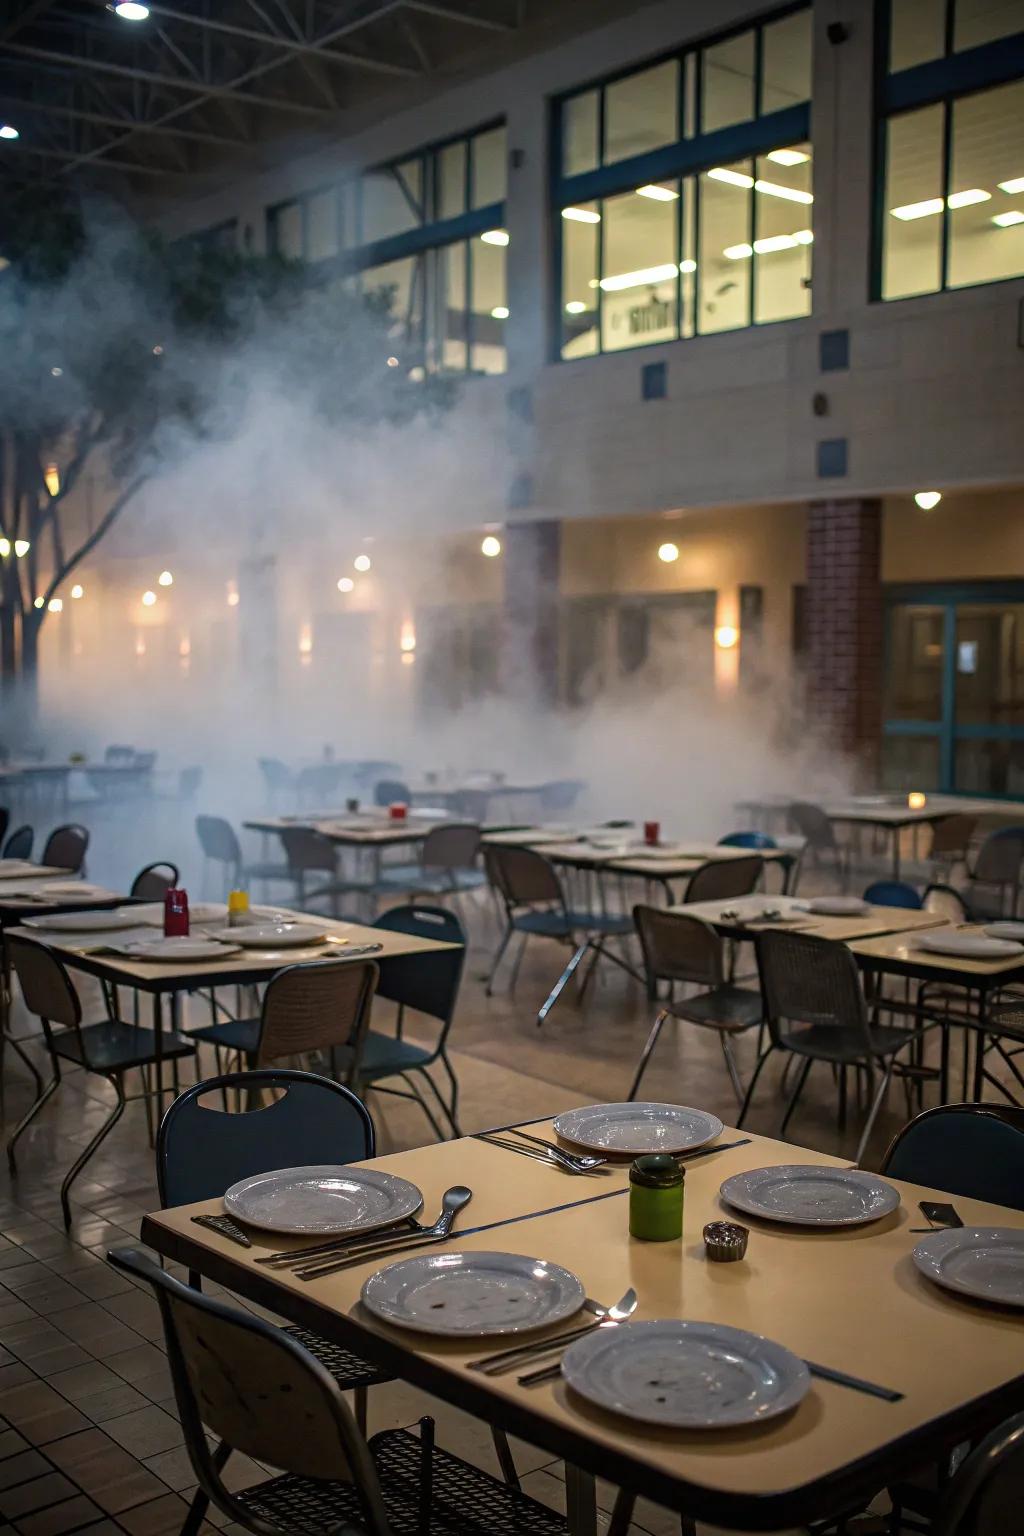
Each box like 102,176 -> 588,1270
140,1114 -> 1024,1535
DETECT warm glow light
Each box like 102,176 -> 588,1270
891,198 -> 945,220
386,355 -> 399,367
562,207 -> 601,223
658,542 -> 680,564
33,596 -> 43,609
14,539 -> 29,558
44,463 -> 60,496
71,584 -> 83,599
179,636 -> 191,657
767,148 -> 810,166
636,184 -> 678,201
401,651 -> 415,666
226,582 -> 240,607
298,624 -> 313,655
337,576 -> 355,592
115,3 -> 150,18
491,305 -> 509,319
715,625 -> 739,649
480,229 -> 509,246
135,635 -> 146,656
993,210 -> 1024,227
998,177 -> 1024,195
599,262 -> 678,291
481,535 -> 502,557
914,490 -> 942,510
565,300 -> 587,314
0,125 -> 19,141
141,589 -> 157,606
0,539 -> 8,557
399,621 -> 416,653
47,598 -> 62,613
353,554 -> 372,572
158,569 -> 173,587
908,791 -> 927,810
946,188 -> 990,209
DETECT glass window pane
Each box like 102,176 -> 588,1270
702,29 -> 755,133
560,202 -> 599,359
955,738 -> 1024,794
948,80 -> 1024,289
362,158 -> 424,244
884,605 -> 945,719
270,201 -> 303,258
682,51 -> 697,138
362,255 -> 422,347
605,60 -> 678,165
306,190 -> 337,262
889,0 -> 946,71
427,242 -> 467,372
882,105 -> 944,299
881,734 -> 941,791
680,176 -> 696,337
472,126 -> 506,207
698,160 -> 752,333
955,604 -> 1024,724
754,144 -> 813,322
600,187 -> 678,352
470,238 -> 506,374
762,10 -> 812,111
436,140 -> 466,220
954,0 -> 1024,52
563,90 -> 599,176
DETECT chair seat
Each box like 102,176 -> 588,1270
780,1022 -> 928,1063
55,1022 -> 195,1073
670,985 -> 763,1033
187,1017 -> 260,1055
240,1425 -> 567,1536
280,1324 -> 390,1390
355,1029 -> 436,1080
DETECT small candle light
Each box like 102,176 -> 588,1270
908,791 -> 927,810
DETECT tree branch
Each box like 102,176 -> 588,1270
38,472 -> 148,612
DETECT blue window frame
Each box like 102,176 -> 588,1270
553,5 -> 813,361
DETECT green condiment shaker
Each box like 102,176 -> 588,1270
629,1154 -> 684,1241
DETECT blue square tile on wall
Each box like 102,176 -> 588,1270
819,329 -> 850,372
817,438 -> 848,478
641,361 -> 667,400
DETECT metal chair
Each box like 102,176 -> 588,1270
684,855 -> 764,904
6,936 -> 195,1227
41,823 -> 89,872
928,813 -> 977,881
963,826 -> 1024,918
258,756 -> 294,806
538,779 -> 585,815
739,930 -> 940,1163
375,823 -> 486,905
279,826 -> 360,912
0,808 -> 8,848
131,862 -> 179,900
787,802 -> 848,889
922,882 -> 969,922
195,814 -> 290,898
296,762 -> 344,808
880,1103 -> 1024,1210
374,778 -> 411,806
933,1411 -> 1024,1536
631,906 -> 763,1103
863,880 -> 922,909
3,825 -> 33,860
107,1246 -> 571,1536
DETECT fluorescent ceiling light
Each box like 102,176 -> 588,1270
679,259 -> 697,273
767,148 -> 810,166
707,167 -> 754,189
753,233 -> 801,253
490,305 -> 509,319
562,206 -> 600,223
914,491 -> 942,510
998,176 -> 1024,195
947,188 -> 990,208
723,243 -> 754,260
599,263 -> 679,291
724,229 -> 814,260
993,210 -> 1024,227
754,178 -> 813,204
565,300 -> 587,313
636,184 -> 678,201
793,228 -> 814,244
891,197 -> 944,220
114,2 -> 150,17
480,229 -> 508,245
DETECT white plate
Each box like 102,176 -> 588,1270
984,922 -> 1024,940
21,882 -> 109,898
118,937 -> 243,962
916,931 -> 1024,960
224,1165 -> 423,1235
561,1320 -> 810,1429
720,1165 -> 901,1227
913,1228 -> 1024,1308
23,908 -> 143,933
361,1251 -> 585,1337
131,901 -> 229,926
553,1103 -> 723,1156
210,923 -> 328,948
806,896 -> 870,916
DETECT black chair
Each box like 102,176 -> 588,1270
374,778 -> 411,806
963,826 -> 1024,918
41,823 -> 89,872
0,808 -> 8,848
3,825 -> 32,860
374,824 -> 486,906
787,801 -> 849,890
933,1411 -> 1024,1536
195,814 -> 290,898
6,936 -> 195,1227
684,855 -> 764,904
881,1103 -> 1024,1209
131,862 -> 179,900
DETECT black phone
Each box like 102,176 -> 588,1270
919,1201 -> 962,1228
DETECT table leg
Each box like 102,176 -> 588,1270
565,1464 -> 598,1536
152,992 -> 165,1115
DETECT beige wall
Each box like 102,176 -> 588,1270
883,487 -> 1024,583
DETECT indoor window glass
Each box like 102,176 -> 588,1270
562,90 -> 599,176
470,237 -> 506,373
560,202 -> 600,359
600,186 -> 678,352
436,140 -> 466,220
604,60 -> 678,164
882,104 -> 944,298
699,159 -> 752,333
761,9 -> 812,112
702,29 -> 755,133
955,603 -> 1024,725
472,125 -> 507,207
884,606 -> 945,719
948,79 -> 1024,287
271,201 -> 303,258
428,242 -> 467,372
954,0 -> 1024,51
305,190 -> 338,262
754,145 -> 813,321
362,255 -> 422,344
680,176 -> 696,336
889,0 -> 946,70
362,158 -> 423,243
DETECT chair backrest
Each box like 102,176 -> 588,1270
196,815 -> 241,865
923,882 -> 969,922
539,779 -> 585,814
863,880 -> 922,909
881,1104 -> 1024,1211
422,822 -> 481,872
934,1410 -> 1024,1536
258,757 -> 292,791
3,825 -> 33,860
297,763 -> 343,802
718,830 -> 777,849
756,930 -> 869,1049
8,936 -> 81,1030
41,824 -> 89,872
0,808 -> 8,848
973,826 -> 1024,884
787,801 -> 836,850
374,778 -> 411,806
179,767 -> 202,799
157,1069 -> 375,1207
131,862 -> 179,900
485,843 -> 564,908
633,905 -> 722,989
686,855 -> 764,904
280,827 -> 336,875
450,788 -> 489,820
930,813 -> 977,858
372,905 -> 465,1029
105,1248 -> 392,1535
257,959 -> 378,1074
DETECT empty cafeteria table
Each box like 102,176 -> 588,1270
669,892 -> 944,943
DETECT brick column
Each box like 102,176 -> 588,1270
805,499 -> 883,778
501,520 -> 561,705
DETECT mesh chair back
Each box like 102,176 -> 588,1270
686,856 -> 764,904
258,757 -> 293,792
973,827 -> 1024,884
157,1070 -> 374,1206
718,830 -> 777,849
485,844 -> 563,907
374,778 -> 411,806
930,813 -> 977,859
934,1411 -> 1024,1536
280,827 -> 336,875
42,824 -> 89,872
257,958 -> 377,1070
881,1104 -> 1024,1211
863,880 -> 922,909
8,937 -> 81,1029
196,815 -> 241,865
3,825 -> 33,860
131,863 -> 179,900
422,823 -> 481,872
757,930 -> 869,1048
372,906 -> 465,1027
788,802 -> 837,850
634,906 -> 722,989
923,883 -> 969,922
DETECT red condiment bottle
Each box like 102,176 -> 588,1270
164,888 -> 190,937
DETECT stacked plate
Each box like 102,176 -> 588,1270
118,936 -> 243,962
553,1103 -> 723,1156
805,896 -> 870,917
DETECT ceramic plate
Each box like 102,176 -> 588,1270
916,931 -> 1024,960
24,909 -> 144,932
806,896 -> 870,916
210,923 -> 328,948
720,1165 -> 901,1227
131,901 -> 229,925
913,1228 -> 1024,1308
119,937 -> 243,962
984,922 -> 1024,941
23,882 -> 109,898
561,1320 -> 810,1429
361,1251 -> 585,1337
553,1103 -> 723,1156
224,1165 -> 423,1236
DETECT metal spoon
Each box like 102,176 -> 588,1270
470,1287 -> 638,1375
296,1186 -> 472,1280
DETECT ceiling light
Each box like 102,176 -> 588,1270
386,355 -> 399,367
753,233 -> 801,253
354,554 -> 372,572
50,366 -> 62,377
993,210 -> 1024,227
708,167 -> 754,189
227,589 -> 240,607
658,542 -> 679,563
724,243 -> 754,260
337,576 -> 355,592
158,569 -> 173,586
298,624 -> 312,655
679,259 -> 697,273
0,125 -> 19,141
562,207 -> 600,223
914,490 -> 942,510
490,305 -> 509,319
715,624 -> 739,649
565,300 -> 587,314
135,636 -> 146,656
754,178 -> 814,204
793,228 -> 814,244
946,188 -> 990,209
399,622 -> 416,653
71,584 -> 83,599
481,535 -> 502,557
998,177 -> 1024,195
114,3 -> 150,18
179,636 -> 191,657
14,539 -> 29,557
480,229 -> 509,246
0,539 -> 9,556
891,198 -> 944,220
767,148 -> 810,166
636,184 -> 678,201
33,596 -> 43,609
599,262 -> 678,292
47,598 -> 62,613
141,589 -> 157,606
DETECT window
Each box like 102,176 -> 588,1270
555,8 -> 813,359
878,1 -> 1024,299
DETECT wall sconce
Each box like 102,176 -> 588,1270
714,625 -> 739,649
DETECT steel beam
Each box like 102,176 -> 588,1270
404,1 -> 514,30
0,93 -> 248,146
137,2 -> 421,75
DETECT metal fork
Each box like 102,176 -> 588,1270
502,1127 -> 608,1170
475,1132 -> 610,1176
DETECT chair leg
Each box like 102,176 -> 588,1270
60,1074 -> 127,1229
737,1046 -> 775,1127
353,1385 -> 369,1436
779,1057 -> 812,1138
490,1426 -> 520,1490
419,1065 -> 461,1139
181,1441 -> 231,1536
484,926 -> 513,996
719,1032 -> 745,1105
396,1072 -> 446,1141
537,940 -> 591,1026
628,1010 -> 671,1100
508,933 -> 530,999
7,1070 -> 60,1171
856,1059 -> 896,1165
607,1488 -> 635,1536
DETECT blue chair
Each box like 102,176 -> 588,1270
718,830 -> 777,849
880,1103 -> 1024,1210
863,879 -> 922,909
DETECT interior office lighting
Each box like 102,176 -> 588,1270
298,624 -> 313,656
636,184 -> 678,201
337,576 -> 355,592
491,305 -> 509,319
0,125 -> 19,141
993,210 -> 1024,227
158,569 -> 173,586
914,491 -> 942,510
141,589 -> 157,606
480,229 -> 509,246
708,167 -> 754,189
114,3 -> 150,19
44,464 -> 60,497
724,243 -> 755,260
50,366 -> 63,377
891,198 -> 944,220
354,553 -> 372,572
599,263 -> 678,291
481,535 -> 502,557
226,581 -> 240,607
998,177 -> 1024,194
754,179 -> 813,204
71,584 -> 84,599
14,539 -> 29,557
714,625 -> 739,649
0,539 -> 8,557
679,259 -> 698,272
565,300 -> 587,313
658,542 -> 680,563
946,188 -> 989,208
399,622 -> 417,653
33,596 -> 44,609
562,207 -> 600,223
47,598 -> 62,613
767,148 -> 809,166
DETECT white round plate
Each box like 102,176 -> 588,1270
916,931 -> 1024,960
24,908 -> 143,932
27,882 -> 109,898
224,1165 -> 423,1236
806,896 -> 870,916
361,1251 -> 585,1337
984,921 -> 1024,941
131,901 -> 229,926
210,923 -> 328,948
120,937 -> 243,962
553,1103 -> 723,1156
561,1320 -> 810,1429
720,1165 -> 900,1227
913,1228 -> 1024,1308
